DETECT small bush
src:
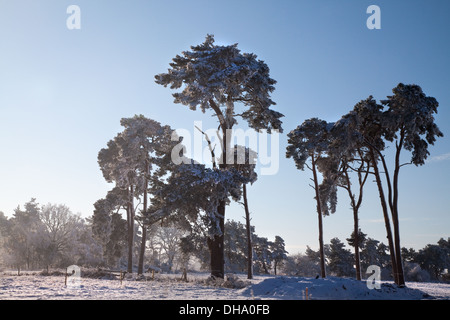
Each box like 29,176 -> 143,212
203,274 -> 249,289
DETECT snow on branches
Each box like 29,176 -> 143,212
286,83 -> 444,285
154,161 -> 256,239
155,34 -> 283,134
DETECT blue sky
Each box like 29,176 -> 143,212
1,0 -> 449,254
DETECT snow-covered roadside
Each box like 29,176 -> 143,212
242,276 -> 450,300
0,273 -> 449,300
405,281 -> 450,300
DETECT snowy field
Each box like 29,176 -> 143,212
1,271 -> 449,300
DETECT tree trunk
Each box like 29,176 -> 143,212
243,183 -> 253,279
208,111 -> 228,279
392,210 -> 405,286
138,226 -> 147,275
127,185 -> 135,274
209,200 -> 225,279
138,166 -> 149,275
353,208 -> 361,281
373,136 -> 406,286
354,157 -> 370,281
262,259 -> 269,274
369,148 -> 398,283
392,135 -> 406,286
343,168 -> 362,281
312,157 -> 326,278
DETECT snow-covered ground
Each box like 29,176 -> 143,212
0,271 -> 449,300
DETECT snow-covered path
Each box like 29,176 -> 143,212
0,274 -> 246,300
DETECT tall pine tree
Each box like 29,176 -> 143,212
155,34 -> 283,278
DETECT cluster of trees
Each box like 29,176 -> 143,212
154,34 -> 283,279
91,34 -> 284,280
0,199 -> 102,272
286,84 -> 443,286
402,238 -> 450,281
0,199 -> 288,276
282,235 -> 450,282
1,198 -> 446,283
1,36 -> 444,286
92,113 -> 262,278
220,220 -> 287,275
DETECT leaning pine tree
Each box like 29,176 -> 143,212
155,34 -> 283,278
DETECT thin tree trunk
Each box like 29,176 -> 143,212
392,133 -> 406,286
138,226 -> 147,275
343,154 -> 370,281
369,147 -> 398,283
243,183 -> 253,279
355,157 -> 370,281
138,162 -> 149,275
127,204 -> 133,274
353,208 -> 361,281
373,134 -> 406,286
342,168 -> 362,281
262,259 -> 269,274
127,185 -> 135,274
312,157 -> 326,278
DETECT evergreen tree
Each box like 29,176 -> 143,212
97,115 -> 177,273
153,160 -> 254,275
92,188 -> 128,267
271,236 -> 288,275
415,238 -> 450,280
327,237 -> 354,277
253,236 -> 273,274
327,118 -> 372,281
286,118 -> 335,278
224,220 -> 249,273
6,199 -> 42,271
347,229 -> 367,250
378,83 -> 444,285
155,34 -> 283,278
338,96 -> 399,283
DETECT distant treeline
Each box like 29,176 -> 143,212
0,199 -> 288,276
282,234 -> 450,282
